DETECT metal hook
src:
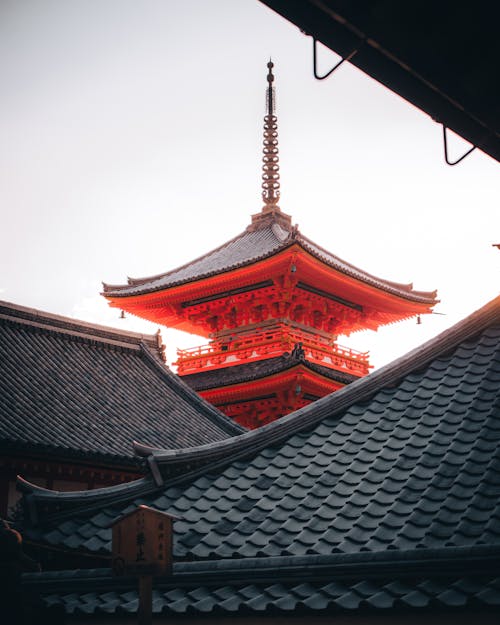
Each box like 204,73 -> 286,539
313,38 -> 358,80
442,125 -> 476,166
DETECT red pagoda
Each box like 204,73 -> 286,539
103,62 -> 438,429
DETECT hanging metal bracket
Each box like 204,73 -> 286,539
442,125 -> 476,166
313,38 -> 358,80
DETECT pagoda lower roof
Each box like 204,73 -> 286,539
102,213 -> 438,306
180,351 -> 359,392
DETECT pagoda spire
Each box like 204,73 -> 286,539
261,60 -> 281,212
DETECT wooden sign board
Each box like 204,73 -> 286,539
111,505 -> 176,577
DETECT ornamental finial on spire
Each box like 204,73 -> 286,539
266,59 -> 275,115
262,59 -> 280,211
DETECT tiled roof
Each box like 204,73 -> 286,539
20,296 -> 500,560
181,352 -> 358,392
103,224 -> 287,296
0,301 -> 243,466
17,296 -> 500,617
23,546 -> 500,616
103,216 -> 437,304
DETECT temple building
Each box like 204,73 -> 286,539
17,294 -> 500,623
0,300 -> 242,517
103,62 -> 438,429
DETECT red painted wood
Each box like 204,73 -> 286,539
106,243 -> 434,426
106,245 -> 433,337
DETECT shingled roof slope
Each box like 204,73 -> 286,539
0,301 -> 243,465
103,219 -> 437,304
20,295 -> 500,559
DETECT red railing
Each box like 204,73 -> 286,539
175,326 -> 370,376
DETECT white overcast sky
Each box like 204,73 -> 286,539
1,0 -> 498,369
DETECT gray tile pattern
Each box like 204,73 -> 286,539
18,297 -> 500,617
103,222 -> 437,304
0,302 -> 242,464
23,548 -> 500,616
38,575 -> 500,615
25,319 -> 500,558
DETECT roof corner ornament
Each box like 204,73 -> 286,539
262,60 -> 281,212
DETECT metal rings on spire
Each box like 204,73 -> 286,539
262,61 -> 280,209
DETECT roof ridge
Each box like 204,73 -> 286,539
138,343 -> 246,437
0,299 -> 161,349
23,544 -> 500,584
1,439 -> 141,468
1,313 -> 151,353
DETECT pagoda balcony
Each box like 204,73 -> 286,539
175,326 -> 370,377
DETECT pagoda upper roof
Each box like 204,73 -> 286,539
102,210 -> 438,305
0,300 -> 243,467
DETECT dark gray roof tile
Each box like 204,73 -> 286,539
183,354 -> 358,392
17,296 -> 500,603
476,582 -> 500,604
103,222 -> 437,306
399,589 -> 432,608
436,587 -> 468,606
25,566 -> 500,616
0,302 -> 242,464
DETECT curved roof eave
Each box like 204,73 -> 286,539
296,231 -> 438,302
182,355 -> 358,392
102,225 -> 288,297
102,224 -> 437,306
